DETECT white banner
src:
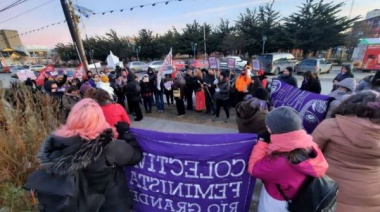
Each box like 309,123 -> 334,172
157,48 -> 172,90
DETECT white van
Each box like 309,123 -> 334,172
257,53 -> 298,75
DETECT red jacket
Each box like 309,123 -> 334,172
101,103 -> 131,127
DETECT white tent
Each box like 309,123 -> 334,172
106,51 -> 123,69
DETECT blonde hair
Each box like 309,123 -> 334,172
54,98 -> 117,140
194,69 -> 203,78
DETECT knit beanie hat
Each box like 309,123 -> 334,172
265,106 -> 302,134
253,88 -> 269,101
285,66 -> 293,73
101,75 -> 109,83
79,82 -> 92,95
97,82 -> 114,98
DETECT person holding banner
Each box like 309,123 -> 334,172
27,98 -> 142,211
193,69 -> 206,112
248,106 -> 328,212
300,71 -> 322,94
276,67 -> 298,87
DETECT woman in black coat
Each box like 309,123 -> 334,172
300,71 -> 322,94
28,98 -> 142,212
332,65 -> 354,91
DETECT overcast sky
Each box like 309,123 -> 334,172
0,0 -> 376,48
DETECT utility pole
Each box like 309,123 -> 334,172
203,24 -> 207,60
61,0 -> 89,71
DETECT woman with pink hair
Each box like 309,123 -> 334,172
32,98 -> 142,211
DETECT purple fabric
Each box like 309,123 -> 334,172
270,80 -> 333,134
126,128 -> 257,212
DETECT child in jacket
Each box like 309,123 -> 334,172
248,106 -> 328,212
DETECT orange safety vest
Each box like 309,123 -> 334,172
235,75 -> 251,92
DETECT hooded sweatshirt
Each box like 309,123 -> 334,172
329,78 -> 356,101
312,115 -> 380,212
248,130 -> 328,211
235,99 -> 268,133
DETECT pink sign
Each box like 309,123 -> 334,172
16,70 -> 36,81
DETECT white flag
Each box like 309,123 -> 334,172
73,5 -> 94,18
157,48 -> 172,90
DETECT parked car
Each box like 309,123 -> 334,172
29,64 -> 45,72
257,53 -> 298,75
147,61 -> 163,72
173,60 -> 186,70
127,61 -> 149,73
296,58 -> 332,75
185,59 -> 209,70
10,66 -> 29,78
220,56 -> 247,68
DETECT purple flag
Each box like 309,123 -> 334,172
126,128 -> 257,212
270,79 -> 333,134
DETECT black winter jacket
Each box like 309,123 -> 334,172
300,78 -> 322,94
36,129 -> 142,212
277,74 -> 298,87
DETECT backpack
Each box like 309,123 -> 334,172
276,152 -> 338,212
24,169 -> 105,212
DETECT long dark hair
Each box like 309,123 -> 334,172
303,71 -> 318,82
332,90 -> 380,124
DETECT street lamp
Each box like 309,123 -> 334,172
89,49 -> 98,73
262,36 -> 267,54
134,46 -> 141,61
191,42 -> 197,59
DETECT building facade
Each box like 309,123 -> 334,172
352,9 -> 380,39
0,29 -> 23,50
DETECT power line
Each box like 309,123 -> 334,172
0,0 -> 29,13
0,0 -> 190,42
0,0 -> 55,23
89,0 -> 184,15
0,20 -> 66,42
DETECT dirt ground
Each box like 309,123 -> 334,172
140,102 -> 238,130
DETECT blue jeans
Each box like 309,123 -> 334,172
154,93 -> 165,111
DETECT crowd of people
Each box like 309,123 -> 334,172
21,62 -> 380,212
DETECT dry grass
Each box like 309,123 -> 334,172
0,83 -> 63,211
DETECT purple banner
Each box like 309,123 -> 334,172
126,128 -> 257,212
270,80 -> 333,134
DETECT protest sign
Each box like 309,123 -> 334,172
16,70 -> 36,81
126,128 -> 257,212
270,79 -> 333,133
208,57 -> 218,69
74,63 -> 88,81
35,65 -> 55,86
227,58 -> 236,69
251,60 -> 260,71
